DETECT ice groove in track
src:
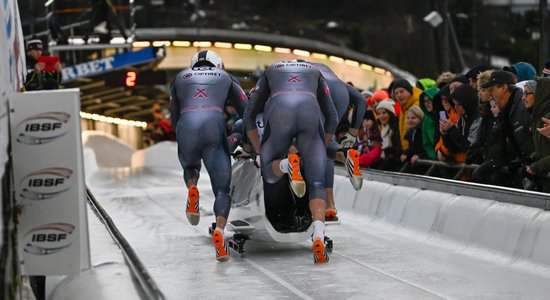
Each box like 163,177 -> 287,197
331,250 -> 448,299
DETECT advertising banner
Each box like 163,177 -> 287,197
10,89 -> 90,275
61,46 -> 166,83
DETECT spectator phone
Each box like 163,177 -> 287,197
38,56 -> 60,72
439,111 -> 447,120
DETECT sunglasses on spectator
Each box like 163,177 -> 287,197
525,92 -> 534,96
153,109 -> 162,113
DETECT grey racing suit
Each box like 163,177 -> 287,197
243,61 -> 338,201
170,66 -> 247,219
309,62 -> 366,188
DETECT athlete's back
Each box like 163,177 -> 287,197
170,66 -> 246,126
264,61 -> 322,98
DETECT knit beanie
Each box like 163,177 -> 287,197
524,80 -> 537,95
391,79 -> 413,95
375,99 -> 396,116
510,62 -> 537,81
27,38 -> 43,51
370,89 -> 390,102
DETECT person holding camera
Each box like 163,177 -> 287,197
22,38 -> 62,91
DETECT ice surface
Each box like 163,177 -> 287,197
85,166 -> 550,299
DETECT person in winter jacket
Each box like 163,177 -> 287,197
523,79 -> 550,192
391,79 -> 420,151
375,99 -> 402,171
466,70 -> 495,164
434,84 -> 464,163
484,70 -> 535,188
439,85 -> 480,163
400,106 -> 429,174
472,100 -> 518,186
419,87 -> 439,160
22,38 -> 62,91
358,111 -> 383,168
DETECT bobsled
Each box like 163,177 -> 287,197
209,158 -> 333,254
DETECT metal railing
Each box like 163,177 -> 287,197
399,159 -> 479,180
336,162 -> 550,210
24,20 -> 90,40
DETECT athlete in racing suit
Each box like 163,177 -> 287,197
243,61 -> 338,263
307,61 -> 365,221
170,50 -> 247,261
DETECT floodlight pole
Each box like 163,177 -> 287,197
540,0 -> 549,70
441,0 -> 450,71
446,12 -> 467,72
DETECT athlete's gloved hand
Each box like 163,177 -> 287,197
339,132 -> 356,149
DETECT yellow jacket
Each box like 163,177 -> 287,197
398,86 -> 421,150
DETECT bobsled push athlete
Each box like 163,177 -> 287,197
243,60 -> 338,264
170,50 -> 247,261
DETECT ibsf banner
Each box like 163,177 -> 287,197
10,89 -> 90,275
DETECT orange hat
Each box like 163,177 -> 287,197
371,90 -> 390,103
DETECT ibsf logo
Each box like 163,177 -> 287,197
275,64 -> 284,69
18,167 -> 72,200
183,73 -> 192,79
16,112 -> 70,145
23,223 -> 75,255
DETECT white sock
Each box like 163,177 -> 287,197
312,220 -> 325,241
215,227 -> 224,235
279,158 -> 289,174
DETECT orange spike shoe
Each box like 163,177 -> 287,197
212,228 -> 230,261
186,185 -> 200,225
325,209 -> 339,222
288,153 -> 306,197
346,149 -> 363,191
312,237 -> 329,264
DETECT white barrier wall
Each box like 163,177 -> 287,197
82,131 -> 134,168
10,89 -> 91,276
131,141 -> 181,170
334,178 -> 550,267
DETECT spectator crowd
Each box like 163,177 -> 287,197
352,61 -> 550,193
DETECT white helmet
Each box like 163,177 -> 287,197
190,50 -> 224,69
